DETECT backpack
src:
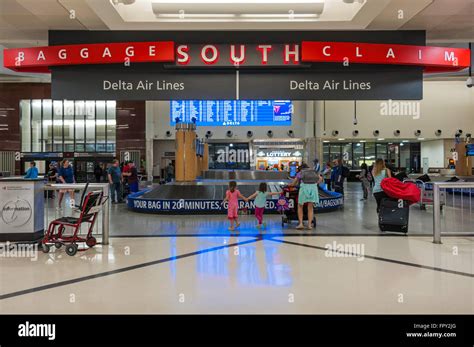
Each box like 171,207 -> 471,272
301,168 -> 319,184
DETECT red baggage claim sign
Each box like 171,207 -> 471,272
2,40 -> 471,73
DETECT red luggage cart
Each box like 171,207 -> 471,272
41,190 -> 107,256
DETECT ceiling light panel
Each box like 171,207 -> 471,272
151,0 -> 325,16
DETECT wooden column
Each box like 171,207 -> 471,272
175,127 -> 185,182
455,141 -> 473,176
184,128 -> 197,181
202,142 -> 209,172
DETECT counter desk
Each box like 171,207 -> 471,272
0,177 -> 44,242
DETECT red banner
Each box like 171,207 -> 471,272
301,41 -> 471,72
3,41 -> 175,73
3,40 -> 470,73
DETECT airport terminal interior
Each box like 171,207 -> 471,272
0,0 -> 473,315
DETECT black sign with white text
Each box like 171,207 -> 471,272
49,30 -> 426,101
52,67 -> 237,100
53,66 -> 422,100
238,68 -> 423,100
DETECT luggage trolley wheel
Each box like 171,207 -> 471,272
86,237 -> 97,248
65,244 -> 78,256
55,242 -> 62,249
41,243 -> 50,254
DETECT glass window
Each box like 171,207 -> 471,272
322,143 -> 329,164
387,143 -> 399,170
96,101 -> 106,152
342,143 -> 353,168
106,101 -> 116,153
53,100 -> 63,152
353,142 -> 364,169
75,101 -> 85,152
31,100 -> 42,152
63,100 -> 75,152
209,143 -> 250,170
329,144 -> 341,162
364,142 -> 376,167
376,143 -> 387,161
20,100 -> 31,152
399,143 -> 410,171
19,99 -> 116,154
85,101 -> 96,152
42,100 -> 53,152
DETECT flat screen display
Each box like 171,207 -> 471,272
170,100 -> 292,126
466,144 -> 474,156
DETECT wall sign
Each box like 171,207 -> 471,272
256,150 -> 302,157
52,67 -> 237,100
238,69 -> 423,100
301,41 -> 470,73
127,190 -> 343,214
168,44 -> 304,68
4,41 -> 175,73
4,39 -> 469,73
6,30 -> 464,100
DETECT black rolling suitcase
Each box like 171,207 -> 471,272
378,197 -> 409,233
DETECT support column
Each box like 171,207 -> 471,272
184,125 -> 197,181
175,124 -> 186,182
145,139 -> 153,181
455,141 -> 472,176
305,100 -> 317,165
203,142 -> 209,172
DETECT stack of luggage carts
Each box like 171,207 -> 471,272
378,178 -> 421,233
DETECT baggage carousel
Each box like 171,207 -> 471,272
127,177 -> 344,215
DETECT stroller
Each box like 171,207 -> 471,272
280,185 -> 316,228
41,190 -> 107,256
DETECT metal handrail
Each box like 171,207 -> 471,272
44,183 -> 110,245
432,181 -> 474,244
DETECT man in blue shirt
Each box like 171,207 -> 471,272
57,159 -> 75,210
108,159 -> 123,203
24,161 -> 38,179
331,159 -> 350,196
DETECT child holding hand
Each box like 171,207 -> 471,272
246,182 -> 280,230
223,181 -> 248,231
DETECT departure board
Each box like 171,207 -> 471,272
170,100 -> 292,126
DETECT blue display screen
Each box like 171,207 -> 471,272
466,144 -> 474,156
170,100 -> 292,126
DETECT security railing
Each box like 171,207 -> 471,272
432,181 -> 474,244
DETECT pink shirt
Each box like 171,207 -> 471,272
226,189 -> 240,207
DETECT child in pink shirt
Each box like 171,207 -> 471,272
223,181 -> 247,231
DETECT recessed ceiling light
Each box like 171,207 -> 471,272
377,138 -> 385,141
338,138 -> 345,141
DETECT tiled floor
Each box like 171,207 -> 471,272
1,183 -> 472,314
